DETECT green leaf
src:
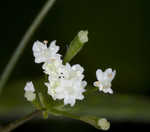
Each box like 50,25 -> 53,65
63,30 -> 88,64
64,91 -> 150,122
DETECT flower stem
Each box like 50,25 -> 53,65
84,87 -> 98,96
0,110 -> 43,132
0,0 -> 56,95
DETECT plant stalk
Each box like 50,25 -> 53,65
0,0 -> 56,95
0,110 -> 43,132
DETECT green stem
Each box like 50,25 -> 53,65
50,108 -> 100,129
0,110 -> 43,132
54,109 -> 79,119
84,86 -> 98,96
0,0 -> 56,95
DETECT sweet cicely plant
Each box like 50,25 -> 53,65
1,30 -> 116,132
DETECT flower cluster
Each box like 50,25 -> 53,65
25,40 -> 87,106
23,31 -> 117,131
24,31 -> 116,107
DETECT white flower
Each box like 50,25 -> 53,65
93,68 -> 116,94
42,59 -> 62,75
24,81 -> 36,101
57,63 -> 84,81
97,118 -> 110,130
32,39 -> 87,106
45,63 -> 87,106
32,40 -> 61,63
46,79 -> 86,106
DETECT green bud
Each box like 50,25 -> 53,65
80,116 -> 110,131
63,30 -> 88,63
97,118 -> 110,130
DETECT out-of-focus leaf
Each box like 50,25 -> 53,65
0,80 -> 150,122
56,89 -> 150,122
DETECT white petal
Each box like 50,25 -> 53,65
102,88 -> 113,94
32,41 -> 47,52
93,81 -> 97,87
24,81 -> 35,92
49,40 -> 59,53
32,41 -> 48,63
105,68 -> 112,74
105,68 -> 116,81
72,64 -> 84,73
98,84 -> 104,91
96,69 -> 103,81
77,94 -> 84,100
49,40 -> 56,48
64,97 -> 75,106
93,81 -> 100,87
24,91 -> 36,101
107,88 -> 113,94
65,63 -> 71,69
81,81 -> 87,88
111,70 -> 116,80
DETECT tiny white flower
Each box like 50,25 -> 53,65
58,63 -> 84,81
24,81 -> 36,101
42,59 -> 62,75
93,68 -> 116,94
45,78 -> 60,100
45,63 -> 87,106
97,118 -> 110,130
46,79 -> 86,106
32,40 -> 61,63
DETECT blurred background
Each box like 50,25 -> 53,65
0,0 -> 150,131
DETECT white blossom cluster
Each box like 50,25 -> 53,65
24,33 -> 116,106
25,40 -> 86,106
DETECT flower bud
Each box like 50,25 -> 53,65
63,30 -> 88,63
97,118 -> 110,130
78,30 -> 88,43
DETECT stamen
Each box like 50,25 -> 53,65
43,40 -> 48,44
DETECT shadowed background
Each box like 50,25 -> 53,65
0,0 -> 150,131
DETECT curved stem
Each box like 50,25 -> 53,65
0,110 -> 43,132
0,0 -> 56,95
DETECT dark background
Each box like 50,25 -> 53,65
0,0 -> 150,131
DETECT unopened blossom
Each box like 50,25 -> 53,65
93,68 -> 116,94
45,63 -> 87,106
24,81 -> 36,101
32,40 -> 61,63
78,30 -> 88,43
97,118 -> 110,130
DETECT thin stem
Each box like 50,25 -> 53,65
84,86 -> 98,96
0,110 -> 43,132
0,0 -> 56,94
